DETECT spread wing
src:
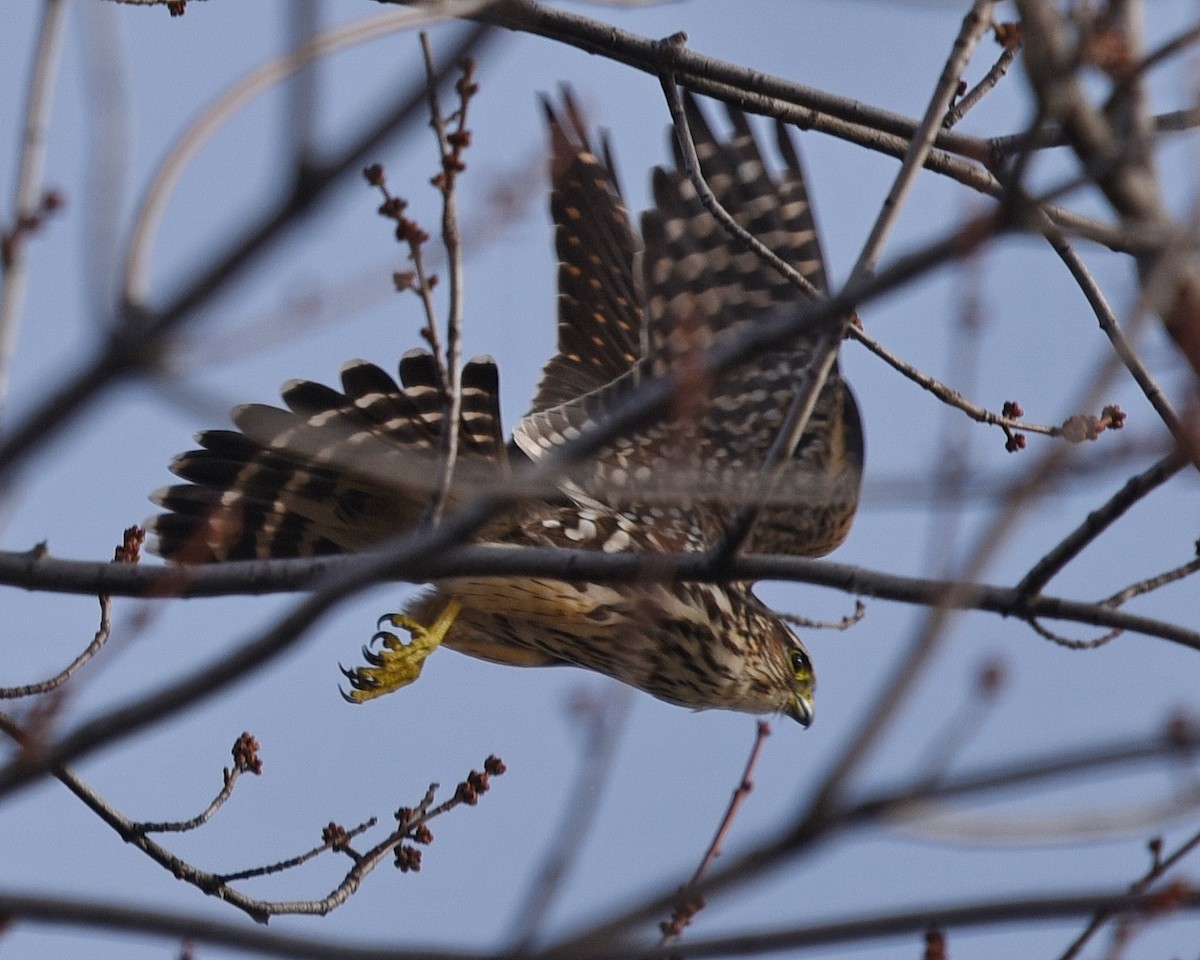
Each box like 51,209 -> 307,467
151,93 -> 863,566
515,93 -> 863,556
527,92 -> 643,413
642,94 -> 831,358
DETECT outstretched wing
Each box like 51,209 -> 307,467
527,92 -> 644,414
516,94 -> 863,557
149,350 -> 506,562
642,93 -> 832,360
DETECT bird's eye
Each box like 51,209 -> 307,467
789,650 -> 812,682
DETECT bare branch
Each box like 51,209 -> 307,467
0,594 -> 110,699
943,22 -> 1022,129
1018,450 -> 1186,595
544,721 -> 1200,953
1,544 -> 1196,647
421,41 -> 478,525
134,732 -> 262,833
658,721 -> 771,947
1058,822 -> 1200,960
0,0 -> 68,417
849,0 -> 998,281
507,689 -> 630,951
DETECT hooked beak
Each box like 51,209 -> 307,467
787,694 -> 814,728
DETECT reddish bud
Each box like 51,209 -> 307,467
994,22 -> 1022,50
924,927 -> 947,960
1167,711 -> 1193,747
322,822 -> 350,850
454,781 -> 478,806
977,658 -> 1007,696
114,525 -> 146,564
395,844 -> 422,873
484,755 -> 506,775
231,732 -> 263,775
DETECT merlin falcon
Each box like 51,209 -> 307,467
149,93 -> 864,725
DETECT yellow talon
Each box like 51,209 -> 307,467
341,599 -> 462,703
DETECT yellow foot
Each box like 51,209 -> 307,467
341,599 -> 462,703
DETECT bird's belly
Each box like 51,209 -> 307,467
406,578 -> 787,716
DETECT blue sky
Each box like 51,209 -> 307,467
2,1 -> 1199,957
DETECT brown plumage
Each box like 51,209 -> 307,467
149,92 -> 864,724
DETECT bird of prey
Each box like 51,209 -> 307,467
149,92 -> 864,726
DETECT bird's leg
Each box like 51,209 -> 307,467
341,598 -> 462,703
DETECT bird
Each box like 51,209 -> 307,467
148,91 -> 864,726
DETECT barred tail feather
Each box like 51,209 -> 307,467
149,350 -> 505,562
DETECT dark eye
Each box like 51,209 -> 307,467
790,650 -> 811,677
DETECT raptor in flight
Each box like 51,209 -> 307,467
150,93 -> 864,725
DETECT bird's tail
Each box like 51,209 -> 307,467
148,350 -> 505,562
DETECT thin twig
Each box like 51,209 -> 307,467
134,731 -> 262,834
849,325 -> 1062,442
0,595 -> 110,699
214,817 -> 378,882
507,687 -> 631,951
1044,231 -> 1184,439
1104,552 -> 1200,607
944,30 -> 1021,129
364,165 -> 444,379
779,600 -> 866,632
1017,450 -> 1186,595
1058,822 -> 1200,960
988,102 -> 1200,159
1025,617 -> 1120,650
0,0 -> 68,418
849,0 -> 999,282
658,721 -> 771,947
653,59 -> 820,300
420,36 -> 472,526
